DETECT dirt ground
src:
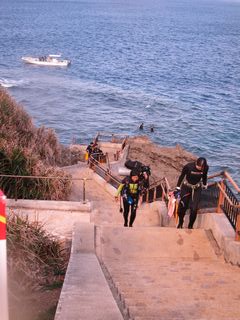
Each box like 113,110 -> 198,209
127,136 -> 197,187
8,283 -> 62,320
7,238 -> 70,320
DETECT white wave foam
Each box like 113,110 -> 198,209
0,78 -> 26,88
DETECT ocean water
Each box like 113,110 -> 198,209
0,0 -> 240,184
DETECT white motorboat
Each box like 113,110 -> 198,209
21,54 -> 71,67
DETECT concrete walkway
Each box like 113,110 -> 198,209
97,226 -> 240,320
64,163 -> 159,227
54,163 -> 161,319
57,163 -> 240,320
55,222 -> 123,320
64,163 -> 123,226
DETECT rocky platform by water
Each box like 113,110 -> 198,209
127,136 -> 196,187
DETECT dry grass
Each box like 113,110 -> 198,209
7,211 -> 70,291
7,211 -> 70,320
0,88 -> 66,165
0,88 -> 75,200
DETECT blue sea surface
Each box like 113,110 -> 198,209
0,0 -> 240,183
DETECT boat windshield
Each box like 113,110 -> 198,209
48,54 -> 61,58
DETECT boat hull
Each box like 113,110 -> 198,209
21,57 -> 70,67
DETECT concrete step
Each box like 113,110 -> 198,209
97,225 -> 240,320
103,258 -> 240,319
128,301 -> 240,319
131,205 -> 161,226
96,226 -> 219,260
55,222 -> 123,320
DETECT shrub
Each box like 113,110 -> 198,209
7,212 -> 70,292
0,88 -> 73,200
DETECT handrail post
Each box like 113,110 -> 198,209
235,214 -> 240,241
106,152 -> 111,171
217,180 -> 225,213
146,190 -> 149,203
14,179 -> 18,201
153,187 -> 157,201
82,178 -> 86,204
0,190 -> 9,320
160,183 -> 165,201
121,136 -> 128,150
223,171 -> 240,193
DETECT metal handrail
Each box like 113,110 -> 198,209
201,171 -> 240,240
207,171 -> 240,193
217,182 -> 240,208
141,177 -> 170,204
0,174 -> 90,181
121,136 -> 128,150
223,171 -> 240,193
149,177 -> 171,191
94,131 -> 128,143
89,156 -> 122,187
0,174 -> 92,202
142,170 -> 240,240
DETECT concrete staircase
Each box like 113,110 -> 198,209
96,226 -> 240,320
55,222 -> 123,320
57,163 -> 240,320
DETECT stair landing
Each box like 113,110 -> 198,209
97,226 -> 240,320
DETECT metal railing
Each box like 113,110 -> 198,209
142,177 -> 170,203
89,156 -> 122,189
89,159 -> 240,240
89,155 -> 172,206
220,181 -> 239,230
89,155 -> 171,204
94,132 -> 128,145
198,183 -> 219,209
185,171 -> 239,238
3,161 -> 239,240
212,171 -> 240,240
0,174 -> 91,203
91,132 -> 129,162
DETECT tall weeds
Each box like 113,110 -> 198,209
0,88 -> 73,200
7,211 -> 70,292
7,212 -> 70,320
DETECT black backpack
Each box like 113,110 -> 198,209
141,165 -> 151,176
125,160 -> 143,174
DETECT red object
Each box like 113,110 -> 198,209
0,190 -> 6,240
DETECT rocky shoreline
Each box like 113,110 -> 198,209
127,136 -> 197,187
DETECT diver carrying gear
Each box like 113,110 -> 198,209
116,171 -> 142,227
176,157 -> 209,229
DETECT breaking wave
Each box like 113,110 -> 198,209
0,77 -> 27,88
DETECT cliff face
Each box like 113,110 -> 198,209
0,88 -> 71,200
127,136 -> 196,187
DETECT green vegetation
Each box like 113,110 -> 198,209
7,212 -> 70,320
0,88 -> 78,318
0,88 -> 73,200
7,212 -> 69,291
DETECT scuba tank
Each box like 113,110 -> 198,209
121,177 -> 137,205
127,195 -> 134,205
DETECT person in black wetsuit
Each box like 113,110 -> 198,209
138,165 -> 151,195
86,142 -> 96,157
175,157 -> 209,229
86,142 -> 96,164
115,170 -> 142,227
